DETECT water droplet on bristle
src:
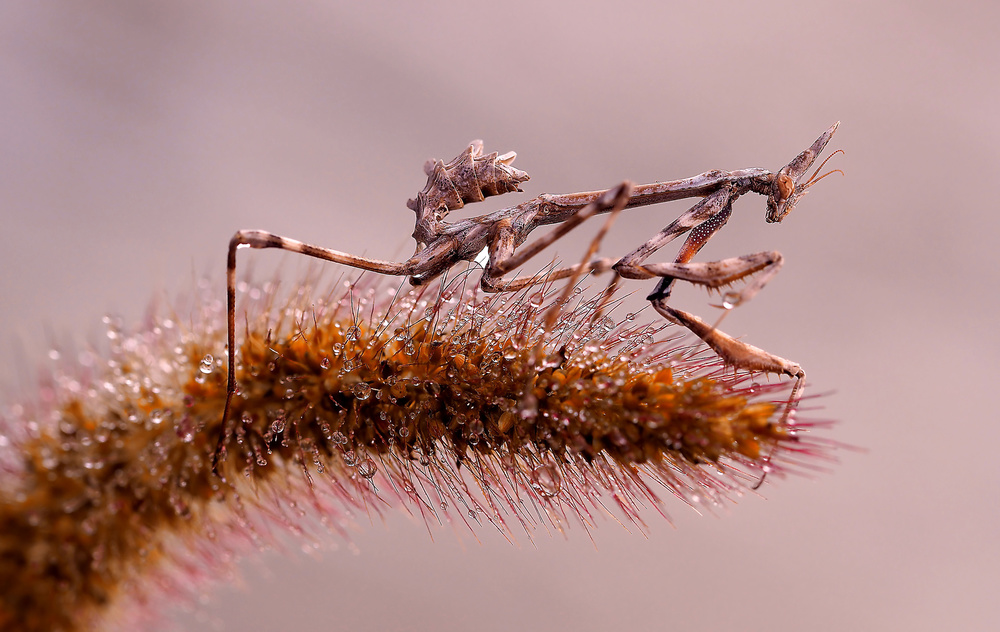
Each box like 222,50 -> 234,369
530,464 -> 562,498
176,417 -> 195,443
722,291 -> 742,310
353,383 -> 372,400
357,458 -> 378,479
271,416 -> 285,434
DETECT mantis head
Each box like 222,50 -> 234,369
766,121 -> 842,223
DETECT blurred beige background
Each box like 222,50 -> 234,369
2,1 -> 998,630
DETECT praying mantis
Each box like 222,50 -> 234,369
213,123 -> 842,472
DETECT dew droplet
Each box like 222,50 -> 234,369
357,458 -> 378,479
271,417 -> 285,434
176,417 -> 195,443
331,431 -> 347,446
722,291 -> 742,310
540,353 -> 561,369
345,326 -> 360,341
530,464 -> 562,498
320,357 -> 331,370
199,354 -> 214,374
353,382 -> 372,400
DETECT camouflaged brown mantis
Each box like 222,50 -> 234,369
213,123 -> 842,472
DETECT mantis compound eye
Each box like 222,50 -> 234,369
776,173 -> 794,201
765,172 -> 797,223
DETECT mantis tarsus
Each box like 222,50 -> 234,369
213,123 -> 842,473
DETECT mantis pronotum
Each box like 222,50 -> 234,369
213,123 -> 842,472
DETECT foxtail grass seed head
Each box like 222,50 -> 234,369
0,271 -> 837,631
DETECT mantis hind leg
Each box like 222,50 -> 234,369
213,230 -> 417,476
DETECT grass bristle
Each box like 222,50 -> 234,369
0,269 -> 837,631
